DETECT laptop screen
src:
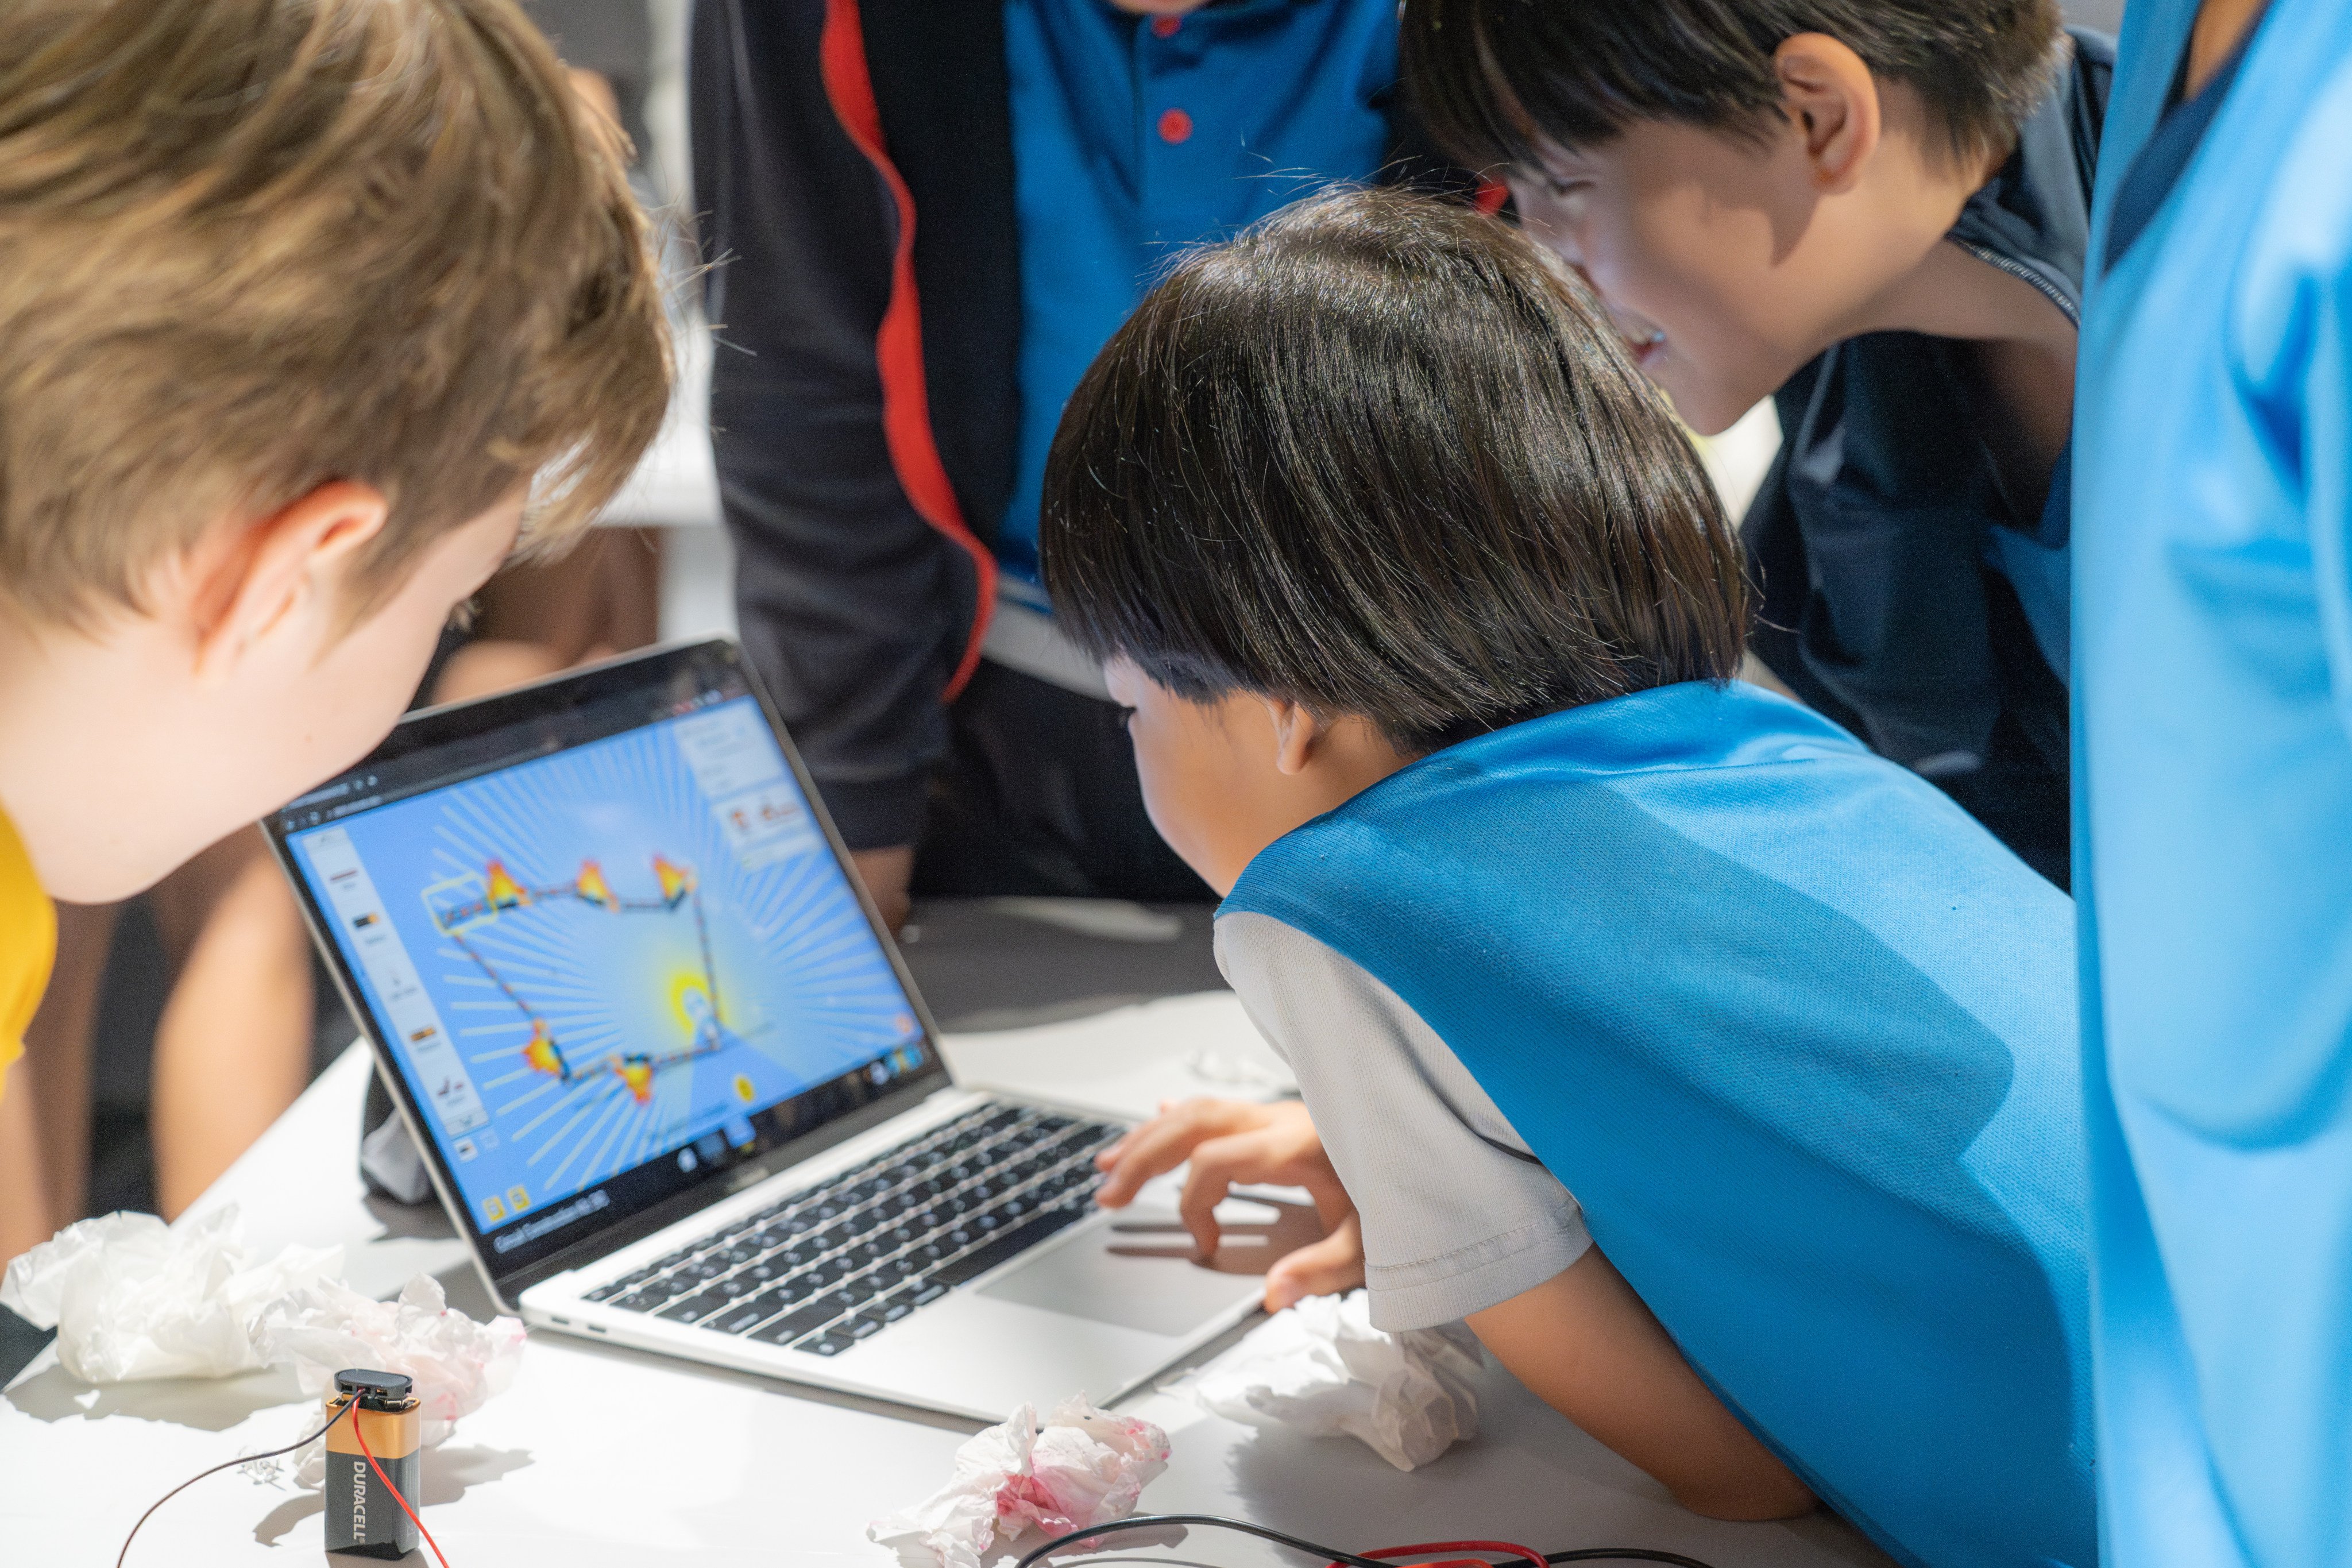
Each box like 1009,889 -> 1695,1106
273,643 -> 940,1276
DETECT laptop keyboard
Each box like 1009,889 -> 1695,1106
581,1103 -> 1126,1357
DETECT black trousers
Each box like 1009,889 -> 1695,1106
911,661 -> 1212,902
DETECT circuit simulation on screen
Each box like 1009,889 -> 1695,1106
288,696 -> 925,1241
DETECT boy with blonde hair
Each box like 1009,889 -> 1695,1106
0,0 -> 670,1259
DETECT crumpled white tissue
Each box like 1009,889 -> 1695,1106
1194,1289 -> 1482,1470
0,1206 -> 341,1384
868,1397 -> 1170,1568
257,1272 -> 525,1449
0,1206 -> 522,1460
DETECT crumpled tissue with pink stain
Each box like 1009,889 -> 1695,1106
256,1272 -> 526,1449
868,1397 -> 1169,1568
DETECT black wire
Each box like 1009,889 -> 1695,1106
1013,1513 -> 1396,1568
1010,1513 -> 1721,1568
116,1397 -> 352,1568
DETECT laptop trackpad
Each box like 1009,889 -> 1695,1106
981,1220 -> 1262,1337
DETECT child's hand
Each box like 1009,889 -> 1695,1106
1094,1098 -> 1364,1311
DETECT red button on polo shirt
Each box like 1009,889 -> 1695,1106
1150,13 -> 1181,37
1157,107 -> 1192,144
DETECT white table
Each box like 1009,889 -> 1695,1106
1,994 -> 1891,1568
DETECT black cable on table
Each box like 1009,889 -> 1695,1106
1014,1512 -> 1399,1568
117,1398 -> 352,1568
1011,1512 -> 1723,1568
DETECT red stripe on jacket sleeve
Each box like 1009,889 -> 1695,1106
818,0 -> 998,701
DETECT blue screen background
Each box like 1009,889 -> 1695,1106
289,697 -> 920,1234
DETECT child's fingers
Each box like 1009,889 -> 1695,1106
1096,1099 -> 1183,1166
1264,1212 -> 1366,1312
1177,1127 -> 1289,1257
1093,1099 -> 1252,1207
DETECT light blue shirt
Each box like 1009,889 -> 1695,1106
998,0 -> 1396,580
1227,682 -> 2093,1568
2073,2 -> 2352,1563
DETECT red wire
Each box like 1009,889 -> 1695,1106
1332,1543 -> 1550,1568
351,1406 -> 451,1568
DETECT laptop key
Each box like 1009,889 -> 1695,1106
794,1330 -> 856,1357
610,1288 -> 669,1314
657,1291 -> 731,1323
710,1301 -> 773,1336
834,1273 -> 886,1307
751,1291 -> 860,1345
932,1206 -> 1087,1288
908,1282 -> 948,1307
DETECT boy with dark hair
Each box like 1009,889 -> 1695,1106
1403,0 -> 2107,887
1063,190 -> 2092,1566
0,0 -> 669,1259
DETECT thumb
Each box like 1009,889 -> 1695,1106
1264,1216 -> 1365,1312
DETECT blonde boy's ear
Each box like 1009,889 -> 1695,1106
1264,696 -> 1326,777
1771,33 -> 1882,194
190,481 -> 389,686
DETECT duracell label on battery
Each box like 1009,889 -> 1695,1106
324,1396 -> 422,1559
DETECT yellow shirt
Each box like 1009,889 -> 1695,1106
0,805 -> 55,1101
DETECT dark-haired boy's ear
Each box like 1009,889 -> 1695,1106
1264,697 -> 1326,778
1771,32 -> 1880,195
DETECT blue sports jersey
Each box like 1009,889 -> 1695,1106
2073,1 -> 2352,1564
1223,682 -> 2092,1568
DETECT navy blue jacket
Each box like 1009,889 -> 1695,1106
1743,30 -> 2111,887
689,0 -> 1465,848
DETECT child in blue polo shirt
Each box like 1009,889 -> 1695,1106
693,0 -> 1458,927
1053,190 -> 2093,1567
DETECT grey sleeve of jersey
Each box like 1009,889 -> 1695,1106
1214,911 -> 1591,1331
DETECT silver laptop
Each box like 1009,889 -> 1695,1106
267,639 -> 1262,1420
